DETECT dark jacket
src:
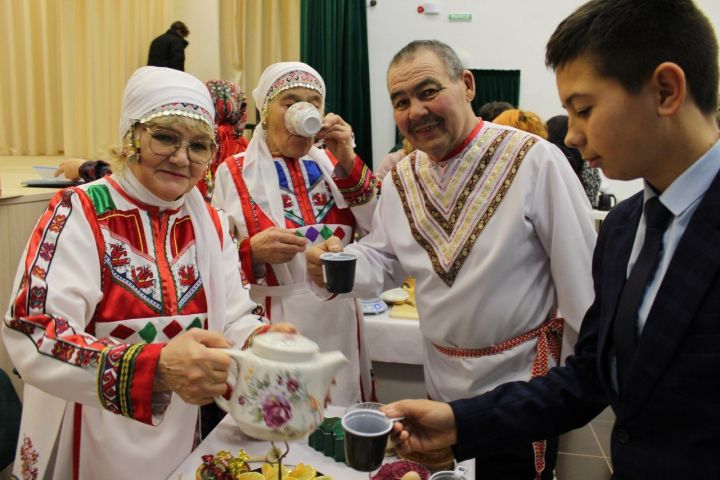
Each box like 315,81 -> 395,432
147,29 -> 188,71
450,168 -> 720,479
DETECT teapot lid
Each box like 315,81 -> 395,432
251,332 -> 319,362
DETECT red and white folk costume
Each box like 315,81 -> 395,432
3,67 -> 266,480
212,63 -> 377,405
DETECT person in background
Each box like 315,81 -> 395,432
211,62 -> 378,406
477,100 -> 514,121
306,40 -> 596,479
547,114 -> 602,205
382,1 -> 720,478
147,21 -> 190,71
492,108 -> 549,139
3,66 -> 294,479
375,137 -> 413,181
201,79 -> 249,200
54,157 -> 111,182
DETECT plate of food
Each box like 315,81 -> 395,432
371,460 -> 430,480
380,288 -> 409,305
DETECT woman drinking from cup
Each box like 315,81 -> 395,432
212,62 -> 378,406
2,66 -> 293,480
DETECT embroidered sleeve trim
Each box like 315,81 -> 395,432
97,342 -> 162,423
6,314 -> 110,369
334,156 -> 377,207
14,190 -> 75,318
131,343 -> 165,423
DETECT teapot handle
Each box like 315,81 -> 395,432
213,348 -> 241,413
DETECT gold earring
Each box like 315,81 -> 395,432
123,130 -> 139,162
261,105 -> 269,129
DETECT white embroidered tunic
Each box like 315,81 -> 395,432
212,152 -> 378,405
348,123 -> 597,401
3,171 -> 264,480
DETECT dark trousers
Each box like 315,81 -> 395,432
200,403 -> 227,440
474,437 -> 558,480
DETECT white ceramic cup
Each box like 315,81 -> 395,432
285,101 -> 323,137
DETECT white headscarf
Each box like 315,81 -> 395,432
244,62 -> 348,226
118,66 -> 214,142
116,66 -> 226,333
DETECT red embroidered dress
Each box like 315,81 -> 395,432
3,172 -> 263,480
212,151 -> 377,405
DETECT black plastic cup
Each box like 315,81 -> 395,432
321,252 -> 357,294
341,409 -> 392,472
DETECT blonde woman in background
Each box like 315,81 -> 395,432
492,108 -> 549,139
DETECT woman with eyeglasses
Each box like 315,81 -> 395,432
211,62 -> 378,405
2,66 -> 294,480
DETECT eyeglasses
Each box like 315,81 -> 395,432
140,124 -> 216,165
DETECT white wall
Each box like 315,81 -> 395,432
366,0 -> 720,201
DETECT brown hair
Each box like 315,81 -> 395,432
545,0 -> 718,115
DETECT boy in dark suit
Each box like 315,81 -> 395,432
382,0 -> 720,478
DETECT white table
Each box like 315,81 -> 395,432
363,311 -> 424,365
170,406 -> 475,479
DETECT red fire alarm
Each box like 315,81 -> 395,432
417,5 -> 424,13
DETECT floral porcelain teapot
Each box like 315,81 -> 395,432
215,332 -> 348,441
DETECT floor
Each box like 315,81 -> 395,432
555,407 -> 615,479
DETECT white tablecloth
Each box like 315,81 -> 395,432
170,406 -> 475,479
363,311 -> 424,365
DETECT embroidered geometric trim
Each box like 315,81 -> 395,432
263,70 -> 324,112
6,314 -> 108,370
98,343 -> 144,418
105,254 -> 164,313
337,164 -> 377,207
393,128 -> 537,286
293,224 -> 342,242
138,102 -> 214,129
25,190 -> 74,316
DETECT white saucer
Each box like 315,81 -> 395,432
380,288 -> 409,304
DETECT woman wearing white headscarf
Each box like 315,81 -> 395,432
212,62 -> 377,405
2,67 -> 292,480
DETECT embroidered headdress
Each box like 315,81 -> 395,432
118,66 -> 215,142
206,79 -> 247,132
252,62 -> 325,126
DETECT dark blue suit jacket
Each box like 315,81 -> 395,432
450,170 -> 720,479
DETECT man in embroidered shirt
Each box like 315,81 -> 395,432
306,40 -> 596,479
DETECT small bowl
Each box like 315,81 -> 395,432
34,166 -> 66,180
380,288 -> 409,304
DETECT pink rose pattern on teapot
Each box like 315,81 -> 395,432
239,369 -> 323,432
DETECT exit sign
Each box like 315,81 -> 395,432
448,13 -> 472,22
